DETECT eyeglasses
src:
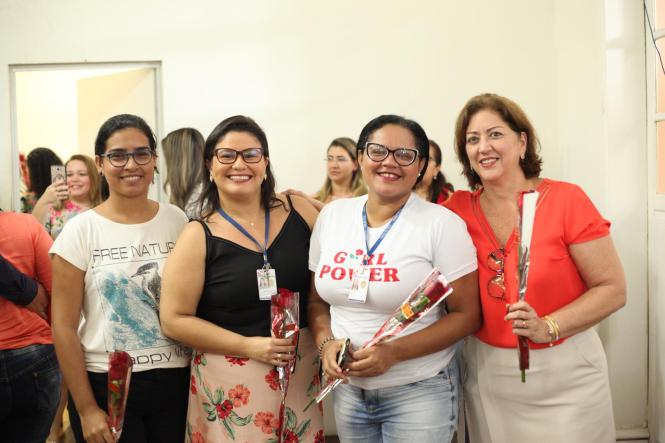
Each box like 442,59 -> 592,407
364,143 -> 419,166
487,248 -> 505,300
214,147 -> 264,164
99,148 -> 155,167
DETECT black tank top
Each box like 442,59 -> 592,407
195,200 -> 310,337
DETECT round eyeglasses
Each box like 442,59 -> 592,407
213,147 -> 264,164
99,148 -> 155,168
364,143 -> 419,166
487,248 -> 505,300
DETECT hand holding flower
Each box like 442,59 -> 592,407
505,301 -> 551,344
345,342 -> 399,378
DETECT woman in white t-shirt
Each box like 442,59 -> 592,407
51,114 -> 190,443
308,115 -> 480,443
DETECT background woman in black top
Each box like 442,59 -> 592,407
160,116 -> 323,443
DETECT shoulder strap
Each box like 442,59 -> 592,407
194,219 -> 213,237
285,193 -> 294,211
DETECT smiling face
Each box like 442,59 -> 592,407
326,145 -> 357,186
360,124 -> 425,203
66,159 -> 91,202
97,128 -> 156,199
465,109 -> 526,186
209,131 -> 268,201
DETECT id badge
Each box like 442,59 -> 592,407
257,268 -> 277,300
348,266 -> 369,303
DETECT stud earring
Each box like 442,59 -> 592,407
209,173 -> 214,182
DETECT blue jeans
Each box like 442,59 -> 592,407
334,358 -> 459,443
0,344 -> 62,443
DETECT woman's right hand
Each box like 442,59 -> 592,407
245,336 -> 296,366
320,338 -> 349,380
80,405 -> 114,443
45,180 -> 70,202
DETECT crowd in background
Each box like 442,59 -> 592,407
0,93 -> 626,443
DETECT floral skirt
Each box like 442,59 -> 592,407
186,328 -> 324,443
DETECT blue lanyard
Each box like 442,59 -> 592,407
217,207 -> 270,267
361,203 -> 404,266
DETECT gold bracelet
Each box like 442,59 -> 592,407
543,315 -> 560,343
317,335 -> 335,357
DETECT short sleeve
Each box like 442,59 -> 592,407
49,214 -> 90,272
431,210 -> 478,283
308,208 -> 326,272
30,217 -> 54,294
563,185 -> 610,245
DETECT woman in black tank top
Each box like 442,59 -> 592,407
160,116 -> 323,443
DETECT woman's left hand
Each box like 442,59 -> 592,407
505,301 -> 551,344
345,342 -> 398,377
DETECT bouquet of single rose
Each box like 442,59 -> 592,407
516,190 -> 538,382
270,288 -> 299,443
108,351 -> 133,441
316,268 -> 453,403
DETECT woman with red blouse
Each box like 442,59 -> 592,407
445,93 -> 626,442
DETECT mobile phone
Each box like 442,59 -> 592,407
337,338 -> 351,367
50,165 -> 66,184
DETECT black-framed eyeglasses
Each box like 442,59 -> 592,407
364,143 -> 419,166
487,248 -> 505,300
213,147 -> 264,164
99,148 -> 155,168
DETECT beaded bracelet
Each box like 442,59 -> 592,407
317,335 -> 335,357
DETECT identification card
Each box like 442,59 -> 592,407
348,266 -> 369,303
257,268 -> 277,300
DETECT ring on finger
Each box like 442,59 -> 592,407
522,320 -> 527,328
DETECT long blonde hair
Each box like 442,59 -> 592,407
55,154 -> 101,210
161,128 -> 205,211
314,137 -> 366,202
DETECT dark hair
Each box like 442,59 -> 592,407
428,140 -> 454,203
454,93 -> 542,189
94,114 -> 157,200
26,147 -> 63,198
200,115 -> 280,218
356,115 -> 429,185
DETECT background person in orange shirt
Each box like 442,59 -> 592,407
445,93 -> 626,443
0,210 -> 60,443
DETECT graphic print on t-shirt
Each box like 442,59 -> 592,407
91,241 -> 174,352
317,248 -> 400,284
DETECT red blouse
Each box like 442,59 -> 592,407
444,179 -> 610,348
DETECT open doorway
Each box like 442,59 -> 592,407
9,62 -> 163,210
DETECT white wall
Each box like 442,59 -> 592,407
0,0 -> 652,437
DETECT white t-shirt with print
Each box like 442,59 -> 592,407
309,193 -> 477,390
50,203 -> 190,373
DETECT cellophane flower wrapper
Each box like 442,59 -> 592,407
108,351 -> 133,441
270,289 -> 299,443
316,268 -> 453,403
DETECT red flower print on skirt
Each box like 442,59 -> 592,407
265,368 -> 280,391
228,384 -> 250,407
253,411 -> 279,434
224,355 -> 249,366
190,375 -> 197,394
215,400 -> 234,420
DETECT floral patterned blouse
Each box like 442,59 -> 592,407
44,200 -> 86,240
